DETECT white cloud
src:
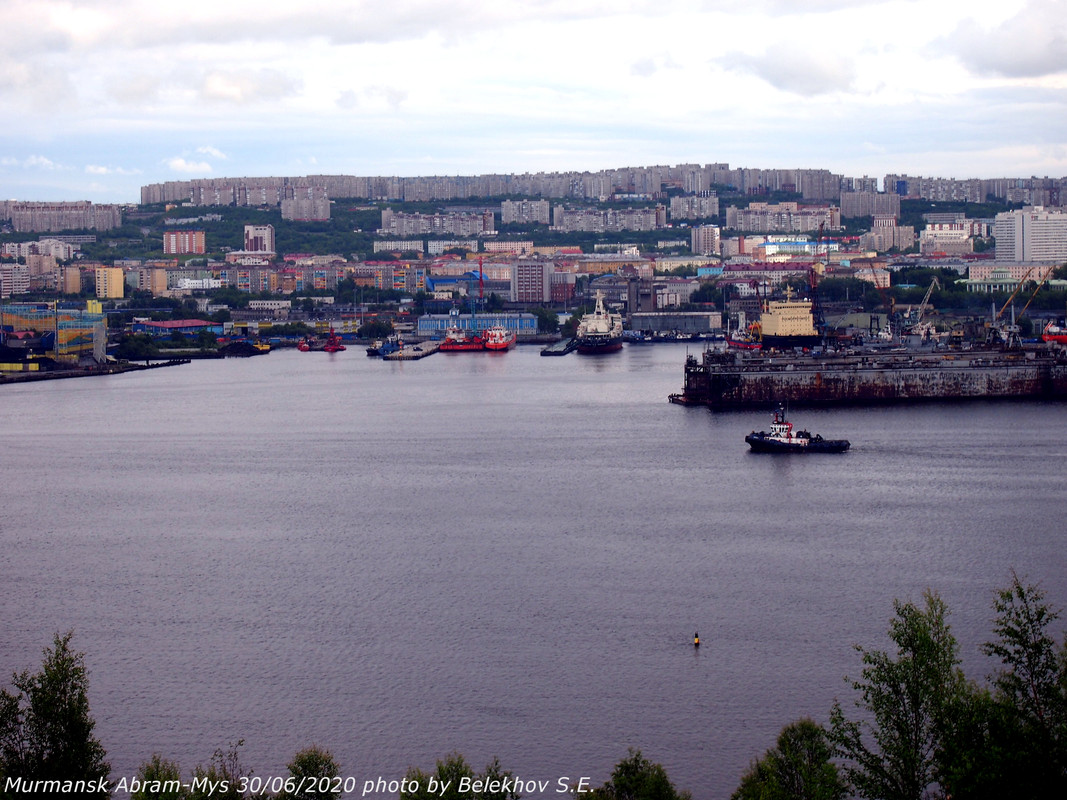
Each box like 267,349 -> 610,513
721,44 -> 857,96
1,155 -> 60,170
196,146 -> 228,160
85,164 -> 142,176
165,157 -> 213,174
946,1 -> 1067,79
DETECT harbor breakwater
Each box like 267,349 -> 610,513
670,346 -> 1067,409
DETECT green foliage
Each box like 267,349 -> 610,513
132,754 -> 188,800
276,746 -> 341,800
187,741 -> 247,800
0,632 -> 110,797
829,591 -> 965,800
588,748 -> 691,800
732,719 -> 846,800
980,573 -> 1067,793
357,320 -> 394,339
533,306 -> 560,333
400,752 -> 519,800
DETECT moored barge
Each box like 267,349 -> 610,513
670,346 -> 1067,409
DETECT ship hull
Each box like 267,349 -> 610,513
671,348 -> 1067,409
575,336 -> 623,354
745,434 -> 850,453
759,334 -> 822,350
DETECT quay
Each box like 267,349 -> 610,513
540,338 -> 577,356
669,346 -> 1067,409
383,341 -> 439,360
0,358 -> 190,385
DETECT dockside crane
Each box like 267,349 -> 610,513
987,268 -> 1035,347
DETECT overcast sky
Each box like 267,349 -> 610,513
1,0 -> 1064,203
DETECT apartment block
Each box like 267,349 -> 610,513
691,225 -> 721,256
95,267 -> 125,299
669,195 -> 719,221
725,202 -> 841,233
5,201 -> 123,233
501,199 -> 550,225
840,192 -> 901,218
163,230 -> 206,255
993,206 -> 1067,262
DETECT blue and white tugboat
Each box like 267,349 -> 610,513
745,405 -> 850,453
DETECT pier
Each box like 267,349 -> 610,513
382,341 -> 440,361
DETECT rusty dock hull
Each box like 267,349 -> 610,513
670,348 -> 1067,409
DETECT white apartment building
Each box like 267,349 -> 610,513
993,207 -> 1067,262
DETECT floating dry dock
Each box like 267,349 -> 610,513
669,346 -> 1067,409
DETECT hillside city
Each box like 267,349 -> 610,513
1,163 -> 1067,366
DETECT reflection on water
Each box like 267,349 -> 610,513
1,345 -> 1065,799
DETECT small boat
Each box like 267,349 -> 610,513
366,335 -> 401,357
1042,321 -> 1067,345
322,326 -> 346,353
745,405 -> 850,453
483,325 -> 516,351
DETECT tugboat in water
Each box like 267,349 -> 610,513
745,405 -> 850,453
483,325 -> 516,351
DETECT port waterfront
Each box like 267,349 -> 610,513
2,343 -> 1066,799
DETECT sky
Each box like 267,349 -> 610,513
1,0 -> 1065,203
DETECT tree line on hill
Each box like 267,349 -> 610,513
2,572 -> 1065,799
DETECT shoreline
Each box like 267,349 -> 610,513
0,358 -> 190,385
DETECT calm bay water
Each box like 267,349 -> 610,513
2,343 -> 1065,799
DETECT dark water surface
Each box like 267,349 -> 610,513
2,344 -> 1065,798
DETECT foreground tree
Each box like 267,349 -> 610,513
980,573 -> 1067,794
0,632 -> 110,797
829,591 -> 964,800
277,746 -> 341,800
400,752 -> 519,800
132,754 -> 188,800
732,719 -> 846,800
588,749 -> 691,800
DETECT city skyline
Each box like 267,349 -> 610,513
1,0 -> 1064,205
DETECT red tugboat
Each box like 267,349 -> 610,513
483,325 -> 516,351
299,326 -> 346,352
440,325 -> 486,351
322,326 -> 346,352
439,307 -> 486,351
745,405 -> 850,453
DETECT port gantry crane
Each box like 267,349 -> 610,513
903,276 -> 941,338
987,267 -> 1042,347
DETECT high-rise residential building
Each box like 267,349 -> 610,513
163,230 -> 206,255
670,195 -> 719,221
501,199 -> 551,225
244,224 -> 276,254
725,202 -> 841,233
58,266 -> 82,295
993,207 -> 1067,262
95,267 -> 125,299
0,264 -> 31,297
691,225 -> 721,256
